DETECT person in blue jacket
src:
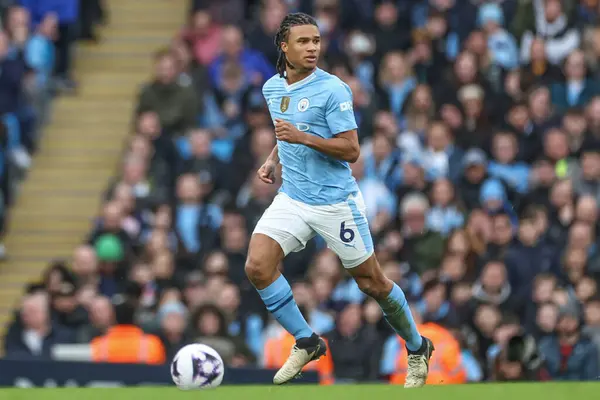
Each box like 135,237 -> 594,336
478,3 -> 519,71
208,25 -> 274,89
20,0 -> 79,89
539,304 -> 599,381
488,131 -> 531,195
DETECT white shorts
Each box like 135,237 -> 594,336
253,191 -> 374,269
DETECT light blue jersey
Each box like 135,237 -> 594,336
262,68 -> 359,206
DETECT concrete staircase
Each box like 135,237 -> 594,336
0,0 -> 187,350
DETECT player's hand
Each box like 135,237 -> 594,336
274,119 -> 306,144
257,160 -> 277,184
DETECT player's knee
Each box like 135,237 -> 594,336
244,256 -> 272,286
356,275 -> 391,300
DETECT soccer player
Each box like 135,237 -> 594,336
245,13 -> 434,387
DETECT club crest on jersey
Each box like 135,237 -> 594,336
280,96 -> 291,112
298,98 -> 310,112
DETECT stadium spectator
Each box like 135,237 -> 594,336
191,303 -> 254,366
182,9 -> 222,67
323,303 -> 381,382
520,0 -> 580,65
245,1 -> 286,67
208,25 -> 274,89
396,193 -> 445,277
49,281 -> 89,332
156,300 -> 190,360
20,0 -> 80,90
76,295 -> 114,343
539,303 -> 599,380
4,292 -> 73,359
478,3 -> 518,71
136,49 -> 199,136
90,299 -> 166,364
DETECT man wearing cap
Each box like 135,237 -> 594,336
478,3 -> 518,70
479,178 -> 519,227
93,233 -> 125,298
156,301 -> 189,360
457,148 -> 490,210
539,303 -> 599,380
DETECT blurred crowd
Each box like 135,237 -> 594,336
0,0 -> 105,257
5,0 -> 600,385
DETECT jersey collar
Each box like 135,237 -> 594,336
284,69 -> 318,91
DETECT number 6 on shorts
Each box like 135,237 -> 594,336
339,222 -> 355,243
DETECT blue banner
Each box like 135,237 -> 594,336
0,359 -> 319,387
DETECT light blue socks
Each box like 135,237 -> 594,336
378,283 -> 423,351
258,275 -> 313,340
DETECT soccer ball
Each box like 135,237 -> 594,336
171,344 -> 225,390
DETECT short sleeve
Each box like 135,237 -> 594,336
325,81 -> 358,135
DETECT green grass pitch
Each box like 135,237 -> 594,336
0,383 -> 599,400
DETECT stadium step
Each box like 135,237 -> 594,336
0,0 -> 188,352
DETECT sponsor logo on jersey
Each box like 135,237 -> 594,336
340,101 -> 353,112
296,123 -> 310,132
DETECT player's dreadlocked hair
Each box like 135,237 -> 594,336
274,13 -> 318,78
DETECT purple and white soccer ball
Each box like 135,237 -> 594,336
171,344 -> 224,390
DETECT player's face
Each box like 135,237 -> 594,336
283,24 -> 320,71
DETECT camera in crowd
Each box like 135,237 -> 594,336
494,334 -> 546,381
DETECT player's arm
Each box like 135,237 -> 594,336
267,144 -> 280,165
303,129 -> 360,163
274,121 -> 360,163
257,144 -> 279,184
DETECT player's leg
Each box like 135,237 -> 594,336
247,194 -> 326,384
245,233 -> 313,339
346,255 -> 434,388
307,192 -> 433,388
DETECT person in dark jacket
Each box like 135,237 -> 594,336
504,209 -> 557,299
136,50 -> 199,136
539,303 -> 599,381
76,295 -> 114,343
4,292 -> 73,359
0,31 -> 27,116
414,278 -> 460,329
482,212 -> 515,263
457,148 -> 489,209
191,304 -> 255,366
323,303 -> 382,382
471,259 -> 523,318
396,192 -> 446,277
550,50 -> 599,112
50,282 -> 89,332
